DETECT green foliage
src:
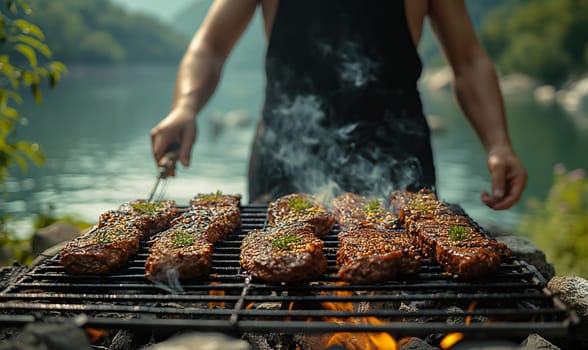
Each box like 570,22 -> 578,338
516,165 -> 588,278
481,0 -> 588,84
26,0 -> 188,65
0,0 -> 67,186
33,203 -> 91,232
0,214 -> 32,265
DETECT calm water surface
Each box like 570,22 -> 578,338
3,64 -> 587,237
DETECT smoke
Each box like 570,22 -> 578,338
338,41 -> 378,87
261,94 -> 425,204
152,268 -> 185,294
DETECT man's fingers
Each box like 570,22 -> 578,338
179,128 -> 196,167
488,155 -> 506,200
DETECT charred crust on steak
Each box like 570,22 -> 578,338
267,193 -> 335,236
98,199 -> 180,235
332,192 -> 399,231
60,222 -> 143,275
240,223 -> 327,283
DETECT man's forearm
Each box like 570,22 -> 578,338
171,45 -> 224,119
453,50 -> 512,153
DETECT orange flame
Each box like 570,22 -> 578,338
208,282 -> 225,309
85,328 -> 109,344
320,288 -> 397,350
440,301 -> 478,349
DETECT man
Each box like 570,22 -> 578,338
150,0 -> 527,209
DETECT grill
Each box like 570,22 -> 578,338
0,204 -> 578,340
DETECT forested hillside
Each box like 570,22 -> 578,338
26,0 -> 188,64
480,0 -> 588,85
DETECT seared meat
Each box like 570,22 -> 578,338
60,222 -> 143,274
190,192 -> 241,208
240,223 -> 327,283
169,205 -> 241,243
337,224 -> 421,284
98,200 -> 180,235
332,192 -> 399,231
145,226 -> 215,281
391,190 -> 511,279
145,197 -> 242,281
267,193 -> 335,236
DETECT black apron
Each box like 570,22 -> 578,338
248,0 -> 436,202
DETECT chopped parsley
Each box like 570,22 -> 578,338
270,234 -> 303,250
449,224 -> 469,241
363,198 -> 383,214
171,232 -> 195,248
409,200 -> 435,212
131,202 -> 162,214
199,190 -> 224,202
94,230 -> 113,244
288,197 -> 314,212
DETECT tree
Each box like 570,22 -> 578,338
1,0 -> 66,264
0,0 -> 67,187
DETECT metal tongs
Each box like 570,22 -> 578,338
147,144 -> 179,202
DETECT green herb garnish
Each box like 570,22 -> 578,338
94,230 -> 113,244
199,190 -> 223,202
270,234 -> 303,250
363,198 -> 383,214
288,197 -> 314,212
449,225 -> 469,241
409,200 -> 435,212
171,232 -> 195,248
131,202 -> 162,214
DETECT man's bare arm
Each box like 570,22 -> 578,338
151,0 -> 258,170
428,0 -> 527,209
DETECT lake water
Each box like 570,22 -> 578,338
3,63 -> 588,238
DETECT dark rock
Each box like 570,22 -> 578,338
398,336 -> 439,349
493,235 -> 555,279
547,276 -> 588,318
31,222 -> 81,258
0,321 -> 91,350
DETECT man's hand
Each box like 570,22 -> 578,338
481,145 -> 527,210
150,108 -> 197,178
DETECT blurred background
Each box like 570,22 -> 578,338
1,0 -> 587,276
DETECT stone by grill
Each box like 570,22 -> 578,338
0,204 -> 578,343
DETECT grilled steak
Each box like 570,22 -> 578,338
145,227 -> 215,281
60,222 -> 143,274
169,205 -> 241,243
190,192 -> 242,208
391,190 -> 511,279
332,192 -> 399,230
267,193 -> 335,236
145,196 -> 242,281
240,223 -> 327,283
98,199 -> 180,235
337,224 -> 421,284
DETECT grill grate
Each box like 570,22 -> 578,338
0,204 -> 578,339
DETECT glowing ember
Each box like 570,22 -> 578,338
439,301 -> 478,349
85,328 -> 109,344
208,282 -> 225,309
320,288 -> 397,350
440,332 -> 464,349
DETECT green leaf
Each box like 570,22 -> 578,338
31,83 -> 42,104
12,19 -> 44,40
0,107 -> 19,119
14,34 -> 51,57
48,61 -> 68,74
15,44 -> 37,67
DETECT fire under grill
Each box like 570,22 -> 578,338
0,204 -> 578,341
